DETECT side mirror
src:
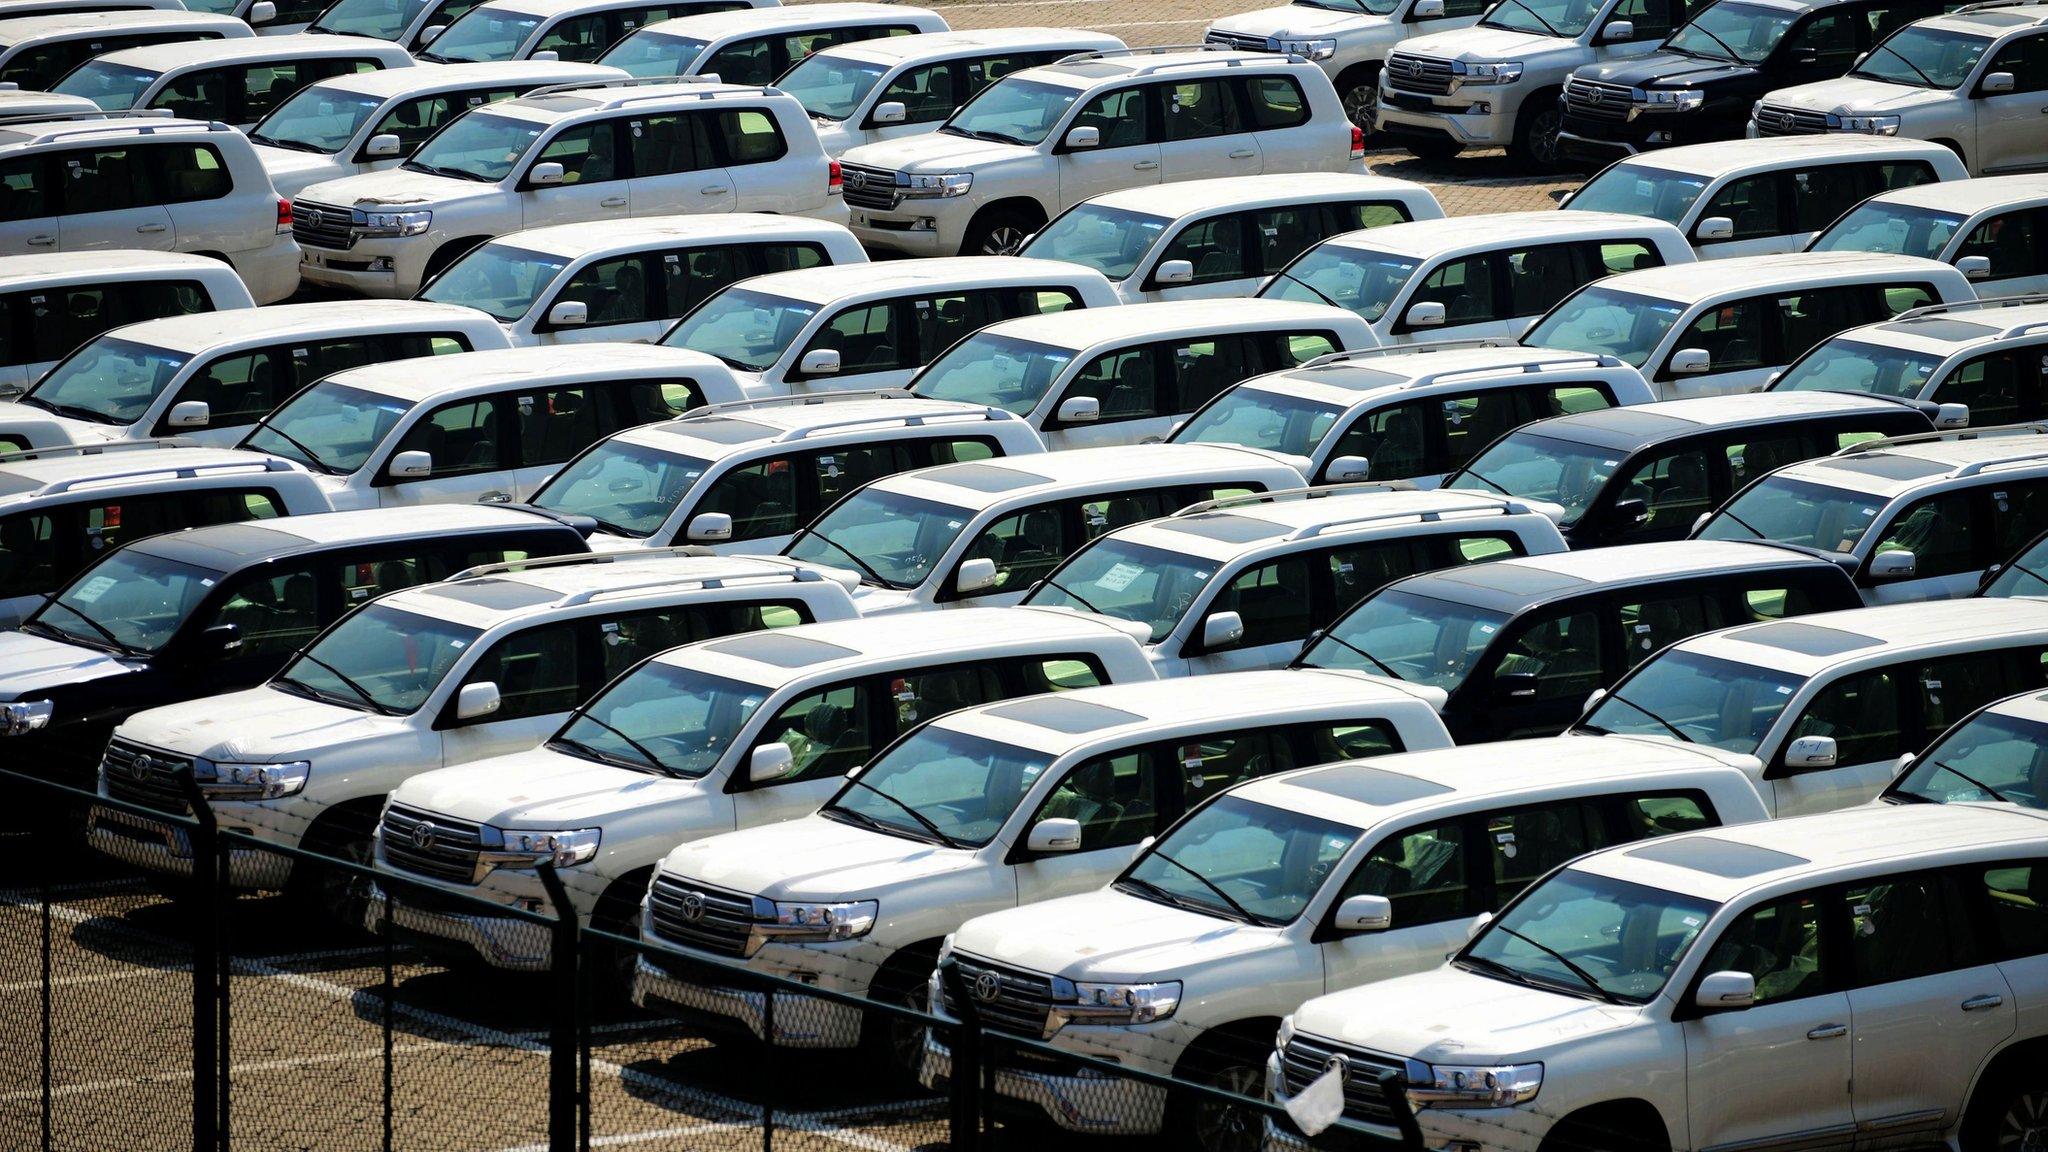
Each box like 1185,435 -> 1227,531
1324,454 -> 1372,482
871,100 -> 906,125
748,742 -> 796,784
1667,347 -> 1712,375
1466,910 -> 1493,939
1609,496 -> 1649,525
1692,511 -> 1712,536
167,399 -> 210,428
420,23 -> 445,42
1785,734 -> 1838,769
247,0 -> 277,21
1202,610 -> 1245,651
954,555 -> 998,594
456,680 -> 501,721
1056,394 -> 1100,424
1493,670 -> 1539,700
1693,215 -> 1735,242
1601,18 -> 1633,40
1403,300 -> 1446,329
1410,0 -> 1445,16
1027,816 -> 1083,854
387,449 -> 433,479
1895,751 -> 1916,777
1868,548 -> 1917,580
1550,187 -> 1573,205
1982,71 -> 2015,95
1695,970 -> 1756,1011
800,348 -> 841,376
531,49 -> 560,61
1583,687 -> 1608,714
1153,258 -> 1194,286
1935,402 -> 1969,430
1955,255 -> 1991,280
547,299 -> 589,327
685,511 -> 732,542
1063,124 -> 1100,150
201,622 -> 241,655
364,133 -> 402,159
527,161 -> 565,187
1333,893 -> 1393,933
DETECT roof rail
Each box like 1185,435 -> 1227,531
1297,343 -> 1621,391
606,83 -> 781,110
669,390 -> 1023,440
1171,483 -> 1532,538
446,544 -> 715,581
1053,42 -> 1302,70
674,388 -> 914,420
40,456 -> 298,496
522,75 -> 720,99
1893,291 -> 2048,323
21,115 -> 225,143
1956,450 -> 2048,479
1297,338 -> 1513,370
0,438 -> 199,465
1831,421 -> 2048,457
1173,480 -> 1419,517
1955,0 -> 2048,13
444,548 -> 844,605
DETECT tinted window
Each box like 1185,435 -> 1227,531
1497,608 -> 1603,703
1698,892 -> 1827,1004
714,108 -> 785,165
1344,820 -> 1469,925
0,280 -> 210,369
1409,254 -> 1496,328
1955,207 -> 2048,285
463,620 -> 581,721
1071,85 -> 1150,148
1786,667 -> 1899,767
394,395 -> 507,477
760,683 -> 873,783
1157,216 -> 1248,286
1037,751 -> 1162,851
1844,871 -> 1976,985
206,566 -> 321,660
1241,74 -> 1308,128
628,112 -> 713,175
1159,78 -> 1242,141
535,121 -> 619,183
0,156 -> 50,222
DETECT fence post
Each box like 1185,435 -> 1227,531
761,989 -> 775,1152
177,770 -> 221,1152
937,962 -> 979,1152
39,824 -> 51,1152
535,863 -> 580,1152
382,887 -> 395,1152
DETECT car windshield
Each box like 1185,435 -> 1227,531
421,7 -> 539,60
418,243 -> 570,321
661,287 -> 819,373
1293,0 -> 1399,14
29,548 -> 222,654
275,604 -> 482,714
313,0 -> 433,38
596,30 -> 709,77
1463,869 -> 1718,1003
1578,649 -> 1805,752
1023,537 -> 1216,642
250,85 -> 386,153
1808,201 -> 1966,260
405,110 -> 543,181
942,77 -> 1080,146
1889,710 -> 2048,807
242,382 -> 414,476
1524,286 -> 1684,367
1447,431 -> 1623,525
53,60 -> 157,110
1482,0 -> 1603,38
1173,386 -> 1346,459
1257,245 -> 1419,323
552,662 -> 773,778
1019,204 -> 1172,281
1984,534 -> 2048,599
1121,795 -> 1364,924
1851,25 -> 1991,89
1666,1 -> 1796,63
20,337 -> 187,426
825,725 -> 1054,847
1772,337 -> 1944,401
909,333 -> 1076,415
784,488 -> 975,589
1565,163 -> 1710,228
1697,475 -> 1883,553
1298,588 -> 1510,688
779,51 -> 890,121
529,438 -> 713,538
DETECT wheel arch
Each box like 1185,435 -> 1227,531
1536,1097 -> 1673,1152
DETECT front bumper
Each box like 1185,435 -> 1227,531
363,880 -> 554,970
85,806 -> 291,889
920,1031 -> 1168,1135
1375,87 -> 1517,147
298,232 -> 435,298
847,206 -> 968,256
1263,1049 -> 1528,1152
630,955 -> 865,1046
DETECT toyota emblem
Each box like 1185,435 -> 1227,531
679,891 -> 706,923
1586,89 -> 1603,104
128,754 -> 156,781
972,972 -> 1002,1002
1325,1053 -> 1352,1084
845,170 -> 867,188
410,820 -> 436,850
303,209 -> 320,227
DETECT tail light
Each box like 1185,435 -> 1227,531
828,159 -> 843,195
276,197 -> 292,234
1350,125 -> 1365,161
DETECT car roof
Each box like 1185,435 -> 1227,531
132,505 -> 566,568
1521,391 -> 1913,452
639,3 -> 931,36
489,78 -> 779,122
1912,5 -> 2048,35
1243,342 -> 1625,407
1765,425 -> 2048,497
817,26 -> 1117,65
735,257 -> 1093,305
378,553 -> 838,629
303,59 -> 623,100
1860,171 -> 2048,216
0,447 -> 299,503
0,115 -> 225,148
1830,299 -> 2048,357
975,298 -> 1360,352
107,300 -> 491,355
91,33 -> 410,70
1324,211 -> 1672,258
1601,134 -> 1953,177
1011,46 -> 1286,88
1083,172 -> 1436,218
615,393 -> 1019,454
1586,252 -> 1963,306
1981,688 -> 2048,726
871,443 -> 1282,509
0,89 -> 96,119
1387,540 -> 1835,615
0,9 -> 240,38
1675,597 -> 2048,677
316,343 -> 727,402
1105,488 -> 1539,563
484,211 -> 851,259
0,249 -> 236,285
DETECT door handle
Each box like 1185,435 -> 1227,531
1133,160 -> 1159,170
27,234 -> 54,246
1806,1023 -> 1847,1040
599,196 -> 628,208
135,223 -> 167,234
1963,994 -> 2006,1012
700,185 -> 729,195
1229,148 -> 1256,158
478,491 -> 513,504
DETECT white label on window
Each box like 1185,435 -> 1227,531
74,576 -> 117,603
1775,684 -> 1792,694
1098,562 -> 1144,592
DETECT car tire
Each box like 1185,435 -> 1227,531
288,810 -> 377,932
1339,65 -> 1381,134
1513,96 -> 1570,172
963,206 -> 1043,256
857,973 -> 931,1088
1169,1056 -> 1267,1152
1961,1058 -> 2048,1151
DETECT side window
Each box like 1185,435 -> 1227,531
177,349 -> 288,431
153,69 -> 233,121
1010,287 -> 1081,317
1622,792 -> 1717,839
1014,654 -> 1107,693
613,376 -> 701,423
693,459 -> 798,541
338,550 -> 445,605
1157,216 -> 1249,286
534,121 -> 619,184
1954,208 -> 2048,286
1725,430 -> 1808,488
1538,382 -> 1617,416
372,95 -> 459,153
1700,175 -> 1783,242
1408,254 -> 1497,328
1775,285 -> 1891,363
703,37 -> 778,86
588,608 -> 704,681
1329,399 -> 1433,482
1973,861 -> 2048,961
961,506 -> 1068,596
890,662 -> 1004,732
1332,200 -> 1412,232
756,242 -> 829,274
1291,720 -> 1402,762
1179,729 -> 1298,798
152,145 -> 231,205
240,62 -> 317,124
1784,11 -> 1858,71
1343,820 -> 1469,926
512,386 -> 604,468
1441,389 -> 1531,472
392,396 -> 508,478
1915,649 -> 2045,743
628,113 -> 713,177
461,621 -> 582,721
1070,85 -> 1151,149
1251,206 -> 1322,274
1159,78 -> 1241,141
758,683 -> 874,783
554,254 -> 657,329
1588,239 -> 1661,276
1615,591 -> 1719,662
1991,480 -> 2048,559
206,567 -> 322,660
1932,349 -> 2032,427
1738,582 -> 1820,622
1504,243 -> 1584,318
880,62 -> 958,125
713,109 -> 787,165
1068,347 -> 1159,424
930,437 -> 1000,464
1240,74 -> 1308,129
0,512 -> 56,599
533,13 -> 610,60
59,147 -> 150,215
1786,668 -> 1901,768
1611,0 -> 1681,38
916,291 -> 998,363
0,156 -> 51,222
1869,491 -> 1973,579
1273,330 -> 1339,367
1327,539 -> 1421,607
1982,33 -> 2048,95
1206,555 -> 1314,650
1163,335 -> 1254,415
1698,892 -> 1827,1005
1487,800 -> 1608,903
1669,299 -> 1766,378
1875,160 -> 1937,192
74,494 -> 178,556
189,488 -> 282,526
809,301 -> 903,375
1079,491 -> 1166,539
1842,871 -> 1976,986
1450,533 -> 1524,564
1496,609 -> 1604,702
1614,449 -> 1716,538
808,442 -> 913,510
18,281 -> 211,368
1790,162 -> 1880,234
1038,752 -> 1162,851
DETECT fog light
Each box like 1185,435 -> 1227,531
1650,130 -> 1672,142
371,257 -> 394,271
1470,103 -> 1490,113
916,217 -> 936,231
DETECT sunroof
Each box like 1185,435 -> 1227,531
1879,317 -> 1996,343
1728,620 -> 1880,657
924,462 -> 1046,493
1281,765 -> 1452,806
1154,513 -> 1282,544
984,696 -> 1143,734
1824,454 -> 1951,481
668,417 -> 775,445
419,578 -> 556,611
704,632 -> 860,668
1624,835 -> 1807,879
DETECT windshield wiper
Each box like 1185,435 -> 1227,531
1486,0 -> 1562,35
1138,851 -> 1272,925
1931,759 -> 2017,804
250,134 -> 327,153
561,713 -> 673,776
1037,575 -> 1108,616
842,776 -> 962,848
246,417 -> 338,474
39,599 -> 138,656
1703,506 -> 1767,541
1860,42 -> 1938,88
288,651 -> 397,715
1680,22 -> 1745,63
1595,691 -> 1694,744
1304,628 -> 1404,679
789,528 -> 900,589
1273,270 -> 1349,313
1487,923 -> 1623,1004
1451,467 -> 1514,497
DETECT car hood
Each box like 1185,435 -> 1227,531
394,747 -> 707,826
659,813 -> 980,899
0,629 -> 138,698
812,118 -> 860,154
0,403 -> 122,443
1405,26 -> 1576,62
848,584 -> 923,615
952,888 -> 1282,980
298,166 -> 496,208
1576,52 -> 1756,87
842,131 -> 1035,174
1766,76 -> 1947,114
117,685 -> 403,759
1210,4 -> 1390,36
1291,965 -> 1643,1063
254,145 -> 349,197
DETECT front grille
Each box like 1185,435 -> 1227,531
1203,29 -> 1271,51
293,200 -> 356,250
379,805 -> 484,885
646,875 -> 760,957
942,954 -> 1058,1038
1383,52 -> 1455,96
100,740 -> 195,815
1563,77 -> 1637,123
1752,103 -> 1828,135
1280,1036 -> 1408,1126
838,164 -> 902,212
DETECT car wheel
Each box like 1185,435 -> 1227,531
1963,1062 -> 2048,1151
1172,1060 -> 1267,1152
965,208 -> 1041,256
1341,77 -> 1379,133
1514,101 -> 1569,172
859,974 -> 931,1086
290,813 -> 376,931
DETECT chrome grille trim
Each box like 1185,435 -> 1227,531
646,874 -> 761,957
379,804 -> 484,885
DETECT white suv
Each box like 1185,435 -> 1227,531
1206,0 -> 1487,130
0,116 -> 300,302
595,4 -> 949,85
293,78 -> 844,298
1752,2 -> 2048,176
632,671 -> 1453,1058
51,35 -> 417,128
1022,486 -> 1567,676
1270,803 -> 2048,1152
416,0 -> 770,64
0,251 -> 254,395
0,11 -> 253,92
838,45 -> 1365,257
1806,172 -> 2048,296
1769,295 -> 2048,424
366,607 -> 1156,971
935,738 -> 1768,1149
1882,686 -> 2048,806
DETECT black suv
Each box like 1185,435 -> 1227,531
1559,0 -> 1946,161
0,505 -> 587,779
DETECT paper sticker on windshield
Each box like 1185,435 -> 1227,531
1775,685 -> 1792,694
73,576 -> 117,603
1098,562 -> 1144,592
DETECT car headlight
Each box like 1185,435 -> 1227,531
1,700 -> 52,735
901,172 -> 972,198
356,208 -> 433,236
937,932 -> 956,966
1640,88 -> 1704,111
1456,60 -> 1523,84
1049,977 -> 1182,1027
195,759 -> 310,801
1406,1062 -> 1543,1109
765,899 -> 878,942
1826,112 -> 1899,135
485,827 -> 600,868
1276,1014 -> 1296,1049
1271,36 -> 1337,59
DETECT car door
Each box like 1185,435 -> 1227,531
508,381 -> 614,499
1468,603 -> 1607,740
438,618 -> 588,767
520,119 -> 630,228
1182,553 -> 1318,676
1320,817 -> 1478,989
0,153 -> 58,254
188,559 -> 332,695
1057,84 -> 1159,210
1769,666 -> 1905,815
537,252 -> 665,345
729,678 -> 880,828
375,393 -> 518,506
140,142 -> 241,270
1929,346 -> 2045,428
868,58 -> 963,146
1140,213 -> 1254,304
1392,251 -> 1508,343
707,107 -> 797,212
1690,171 -> 1790,258
1013,746 -> 1174,905
1972,32 -> 2048,174
1860,489 -> 1979,604
1154,77 -> 1259,183
626,110 -> 731,217
53,144 -> 174,253
1951,205 -> 2048,296
950,499 -> 1078,607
